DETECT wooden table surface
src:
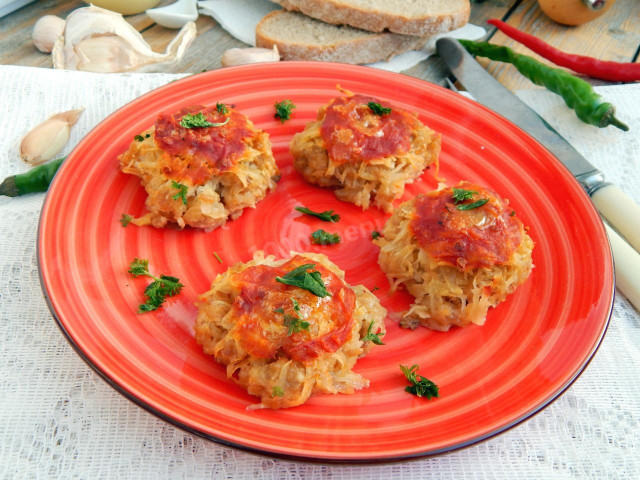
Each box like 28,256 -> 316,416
0,0 -> 639,91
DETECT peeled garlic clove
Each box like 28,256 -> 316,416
221,45 -> 280,67
20,109 -> 84,165
51,5 -> 196,73
32,15 -> 65,53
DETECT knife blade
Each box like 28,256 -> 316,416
435,37 -> 640,255
436,37 -> 640,310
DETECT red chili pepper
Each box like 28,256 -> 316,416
487,19 -> 640,82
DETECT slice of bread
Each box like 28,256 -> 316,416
255,10 -> 429,64
269,0 -> 470,36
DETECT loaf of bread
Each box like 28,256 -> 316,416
269,0 -> 470,37
255,10 -> 429,64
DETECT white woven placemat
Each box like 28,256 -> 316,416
0,65 -> 638,479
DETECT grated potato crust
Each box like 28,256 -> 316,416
290,98 -> 441,213
118,113 -> 279,230
375,193 -> 534,331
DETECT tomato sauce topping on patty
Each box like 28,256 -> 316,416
154,105 -> 253,185
229,256 -> 356,363
411,182 -> 525,271
320,94 -> 420,164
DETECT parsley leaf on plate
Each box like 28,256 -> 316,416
295,206 -> 340,222
120,213 -> 133,227
310,229 -> 340,245
128,258 -> 184,313
274,99 -> 296,123
400,364 -> 439,399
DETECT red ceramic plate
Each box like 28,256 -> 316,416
38,62 -> 613,462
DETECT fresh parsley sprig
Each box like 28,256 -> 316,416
180,112 -> 230,129
452,188 -> 477,203
363,321 -> 385,345
295,206 -> 340,222
216,102 -> 229,114
367,102 -> 392,116
275,298 -> 310,335
274,99 -> 296,123
310,229 -> 340,245
400,364 -> 439,399
457,199 -> 489,211
275,263 -> 330,297
451,188 -> 488,211
128,258 -> 184,313
120,213 -> 133,227
171,181 -> 188,205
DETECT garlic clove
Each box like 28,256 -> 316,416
32,15 -> 65,53
20,109 -> 84,166
221,45 -> 280,67
51,5 -> 196,73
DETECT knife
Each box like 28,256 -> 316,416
436,37 -> 640,310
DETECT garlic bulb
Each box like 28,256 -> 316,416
32,15 -> 65,53
20,109 -> 84,166
221,46 -> 280,67
51,5 -> 196,73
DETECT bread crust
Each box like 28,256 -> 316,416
270,0 -> 470,36
256,11 -> 428,64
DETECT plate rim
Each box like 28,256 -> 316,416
37,61 -> 615,463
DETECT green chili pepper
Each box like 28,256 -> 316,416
458,40 -> 629,132
0,157 -> 65,197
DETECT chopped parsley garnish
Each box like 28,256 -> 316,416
367,102 -> 392,116
145,133 -> 150,138
285,315 -> 309,335
274,99 -> 296,123
275,263 -> 330,297
372,286 -> 380,291
295,206 -> 340,222
510,210 -> 516,216
213,252 -> 223,263
272,386 -> 284,397
180,112 -> 230,129
134,134 -> 144,142
371,231 -> 381,240
456,198 -> 489,211
275,297 -> 310,335
128,258 -> 184,313
452,188 -> 477,204
400,364 -> 439,399
120,213 -> 133,227
171,181 -> 188,205
363,321 -> 385,345
216,102 -> 229,114
310,229 -> 340,245
451,188 -> 488,211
